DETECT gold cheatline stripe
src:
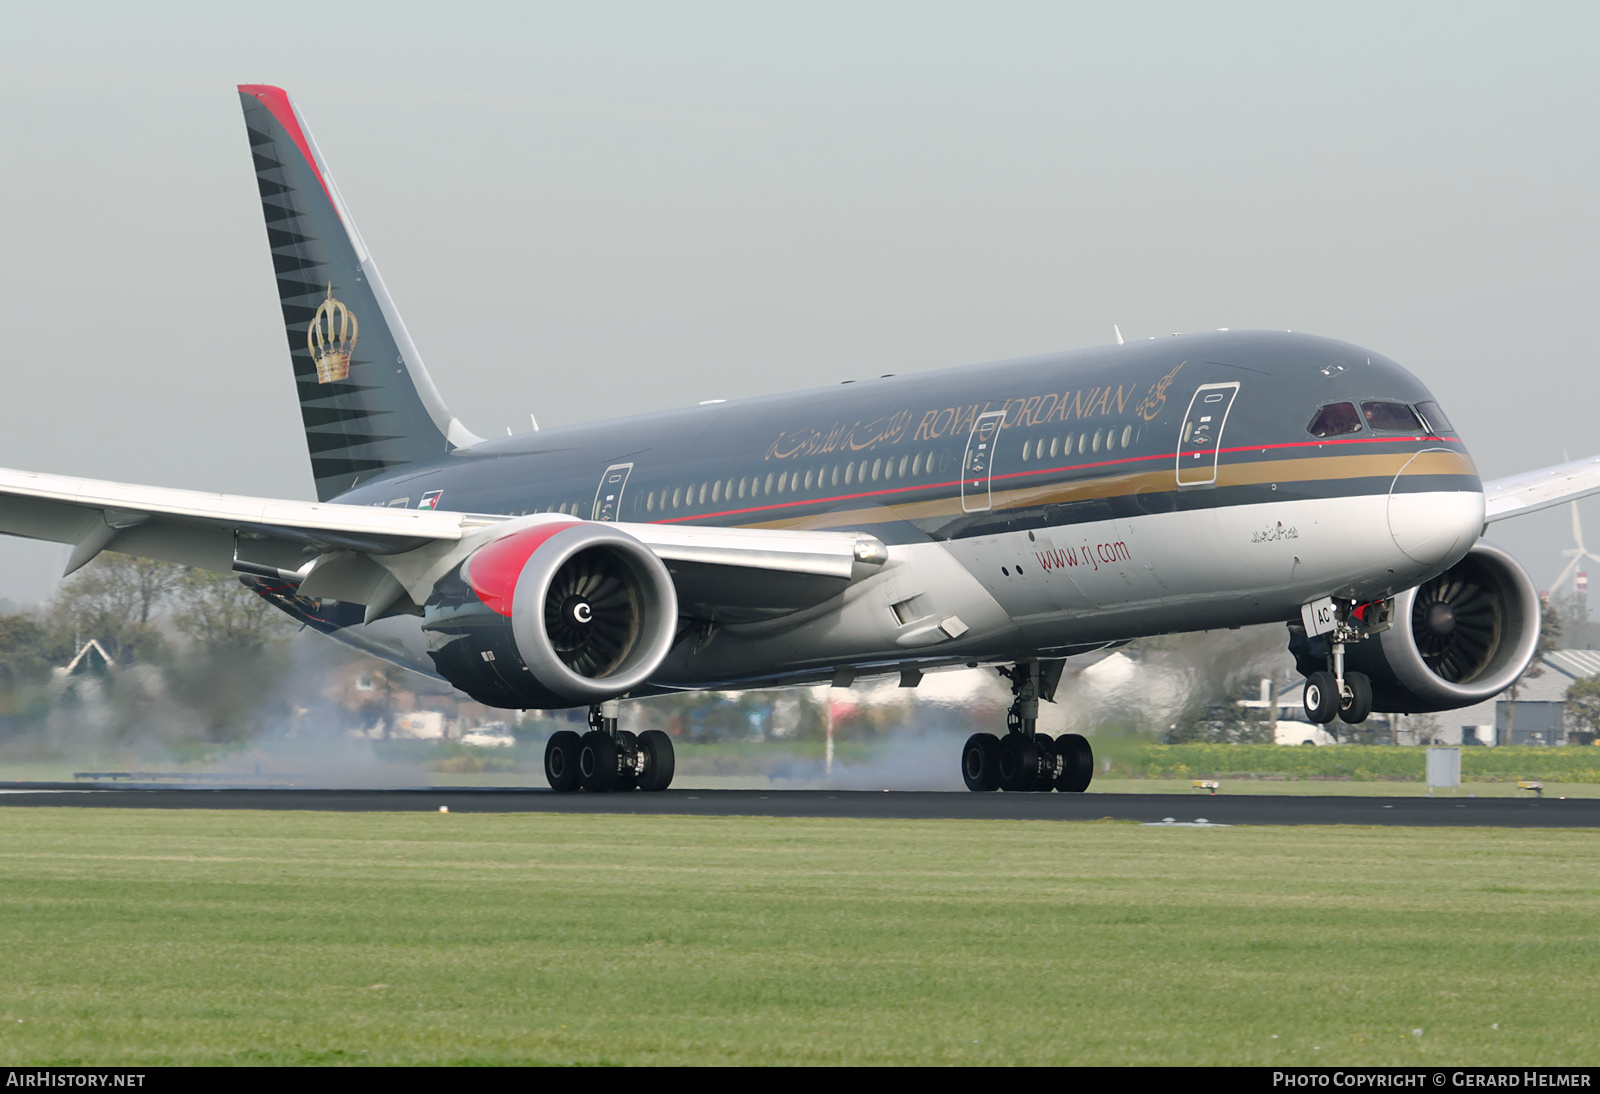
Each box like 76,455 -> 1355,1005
737,449 -> 1479,532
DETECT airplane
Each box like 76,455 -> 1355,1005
0,84 -> 1595,795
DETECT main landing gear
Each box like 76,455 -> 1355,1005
543,699 -> 676,792
1292,598 -> 1391,727
961,660 -> 1093,792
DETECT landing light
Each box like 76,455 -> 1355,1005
853,537 -> 889,565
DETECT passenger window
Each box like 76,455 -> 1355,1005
1091,430 -> 1102,454
1021,443 -> 1030,463
1049,436 -> 1060,458
1307,403 -> 1363,437
1121,425 -> 1132,448
1414,400 -> 1455,434
1361,401 -> 1424,432
872,458 -> 882,481
899,455 -> 909,477
912,454 -> 922,475
712,481 -> 722,503
1078,433 -> 1088,455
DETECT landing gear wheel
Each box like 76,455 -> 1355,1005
997,735 -> 1038,793
544,730 -> 582,792
578,730 -> 620,792
1340,671 -> 1373,724
1303,671 -> 1339,724
1055,733 -> 1094,793
1031,733 -> 1058,792
614,730 -> 640,790
637,729 -> 676,792
961,733 -> 1000,791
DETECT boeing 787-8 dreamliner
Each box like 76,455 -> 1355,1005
0,86 -> 1592,793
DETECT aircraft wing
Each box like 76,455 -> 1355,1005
0,466 -> 875,617
1483,454 -> 1600,522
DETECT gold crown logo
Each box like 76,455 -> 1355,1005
307,284 -> 359,384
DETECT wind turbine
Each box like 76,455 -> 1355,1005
1553,500 -> 1600,597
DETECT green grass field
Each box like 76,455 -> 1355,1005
0,808 -> 1596,1065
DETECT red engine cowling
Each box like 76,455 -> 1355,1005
1341,541 -> 1542,714
422,520 -> 679,709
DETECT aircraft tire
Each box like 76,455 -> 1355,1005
997,734 -> 1038,793
1055,733 -> 1094,793
1032,733 -> 1058,792
614,730 -> 640,791
579,730 -> 620,792
1303,671 -> 1339,724
637,729 -> 676,792
544,730 -> 583,792
1340,672 -> 1373,724
961,733 -> 1000,791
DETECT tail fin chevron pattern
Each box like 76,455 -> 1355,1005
237,85 -> 481,502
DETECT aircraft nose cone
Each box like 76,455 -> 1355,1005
1387,451 -> 1484,566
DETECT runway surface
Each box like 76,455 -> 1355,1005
1,783 -> 1596,826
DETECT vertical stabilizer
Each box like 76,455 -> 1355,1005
237,85 -> 481,502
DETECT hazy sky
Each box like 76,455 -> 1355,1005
0,1 -> 1597,608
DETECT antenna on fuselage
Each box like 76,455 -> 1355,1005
1114,324 -> 1124,345
529,413 -> 540,432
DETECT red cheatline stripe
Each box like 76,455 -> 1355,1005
238,85 -> 340,215
650,434 -> 1460,525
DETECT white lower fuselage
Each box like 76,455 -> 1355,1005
644,486 -> 1486,688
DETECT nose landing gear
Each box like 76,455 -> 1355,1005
962,660 -> 1091,792
1294,598 -> 1388,726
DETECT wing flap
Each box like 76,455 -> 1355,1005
615,522 -> 865,580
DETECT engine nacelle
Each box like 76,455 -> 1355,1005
1341,541 -> 1541,714
422,520 -> 679,709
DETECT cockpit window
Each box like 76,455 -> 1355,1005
1361,401 -> 1425,432
1307,402 -> 1362,437
1414,400 -> 1455,434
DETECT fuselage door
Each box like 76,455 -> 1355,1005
1175,382 -> 1240,486
591,462 -> 633,521
961,410 -> 1007,513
